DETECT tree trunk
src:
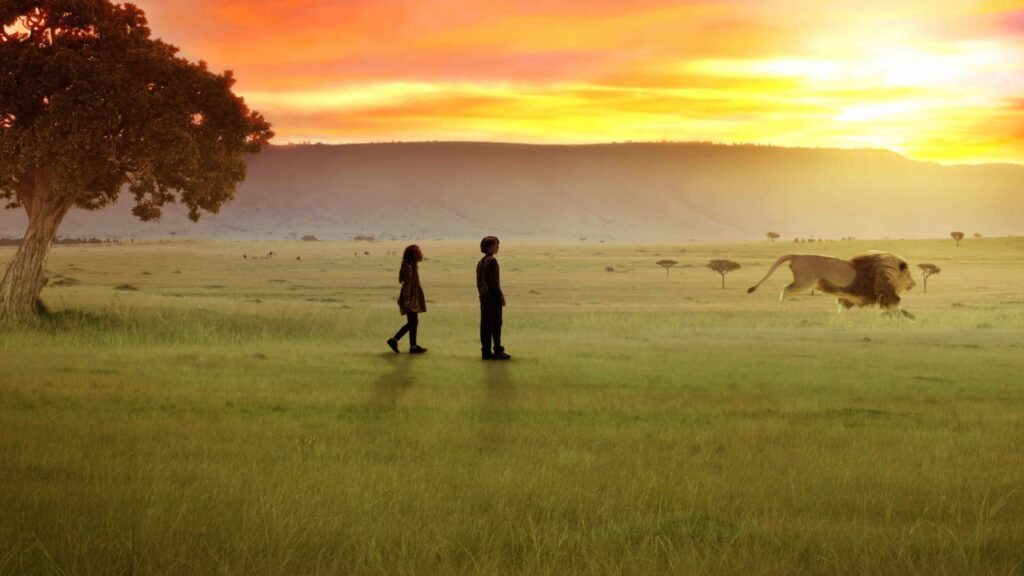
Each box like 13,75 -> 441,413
923,275 -> 928,293
720,273 -> 725,289
0,188 -> 75,321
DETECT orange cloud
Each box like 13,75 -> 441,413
134,0 -> 1024,164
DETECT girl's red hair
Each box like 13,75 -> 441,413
402,244 -> 422,264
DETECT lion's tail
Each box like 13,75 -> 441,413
747,255 -> 795,294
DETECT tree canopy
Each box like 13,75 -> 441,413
0,0 -> 273,222
0,0 -> 273,319
655,259 -> 677,277
707,259 -> 741,289
917,263 -> 941,293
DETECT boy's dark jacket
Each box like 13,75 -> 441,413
476,255 -> 505,306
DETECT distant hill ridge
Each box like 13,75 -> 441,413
1,142 -> 1021,241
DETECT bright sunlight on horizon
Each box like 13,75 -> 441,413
138,0 -> 1024,164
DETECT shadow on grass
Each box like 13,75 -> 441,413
483,360 -> 515,408
478,360 -> 517,450
369,354 -> 414,410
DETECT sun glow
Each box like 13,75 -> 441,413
134,0 -> 1024,164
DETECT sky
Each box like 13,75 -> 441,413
137,0 -> 1024,164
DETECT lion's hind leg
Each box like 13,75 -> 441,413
779,277 -> 817,303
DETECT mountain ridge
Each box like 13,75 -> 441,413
1,142 -> 1021,242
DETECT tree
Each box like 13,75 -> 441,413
766,231 -> 780,242
707,259 -> 741,289
950,231 -> 965,246
973,233 -> 982,238
0,1 -> 272,319
917,263 -> 941,293
656,259 -> 678,277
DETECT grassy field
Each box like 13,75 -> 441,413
1,237 -> 1022,575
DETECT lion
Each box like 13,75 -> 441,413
747,251 -> 916,318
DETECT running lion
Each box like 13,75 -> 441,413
747,251 -> 916,318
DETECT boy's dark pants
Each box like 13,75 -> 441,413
479,297 -> 503,354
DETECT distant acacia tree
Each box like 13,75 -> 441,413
707,259 -> 741,289
973,233 -> 982,238
0,0 -> 272,319
656,259 -> 678,277
950,231 -> 965,246
766,232 -> 780,242
917,263 -> 941,293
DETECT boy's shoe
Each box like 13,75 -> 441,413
482,351 -> 493,360
387,339 -> 400,354
491,352 -> 511,360
409,345 -> 428,354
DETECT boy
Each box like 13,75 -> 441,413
477,236 -> 510,360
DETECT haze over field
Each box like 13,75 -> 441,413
2,143 -> 1020,242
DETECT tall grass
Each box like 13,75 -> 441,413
1,238 -> 1022,574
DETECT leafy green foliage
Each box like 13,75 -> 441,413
0,0 -> 273,221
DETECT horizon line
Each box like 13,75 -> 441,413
265,140 -> 1024,168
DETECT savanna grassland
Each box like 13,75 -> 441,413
1,237 -> 1022,575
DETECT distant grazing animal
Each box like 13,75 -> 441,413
747,251 -> 916,318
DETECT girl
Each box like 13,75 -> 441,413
387,245 -> 428,354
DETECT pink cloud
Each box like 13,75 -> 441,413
1004,10 -> 1024,33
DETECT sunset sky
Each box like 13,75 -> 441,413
137,0 -> 1024,164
